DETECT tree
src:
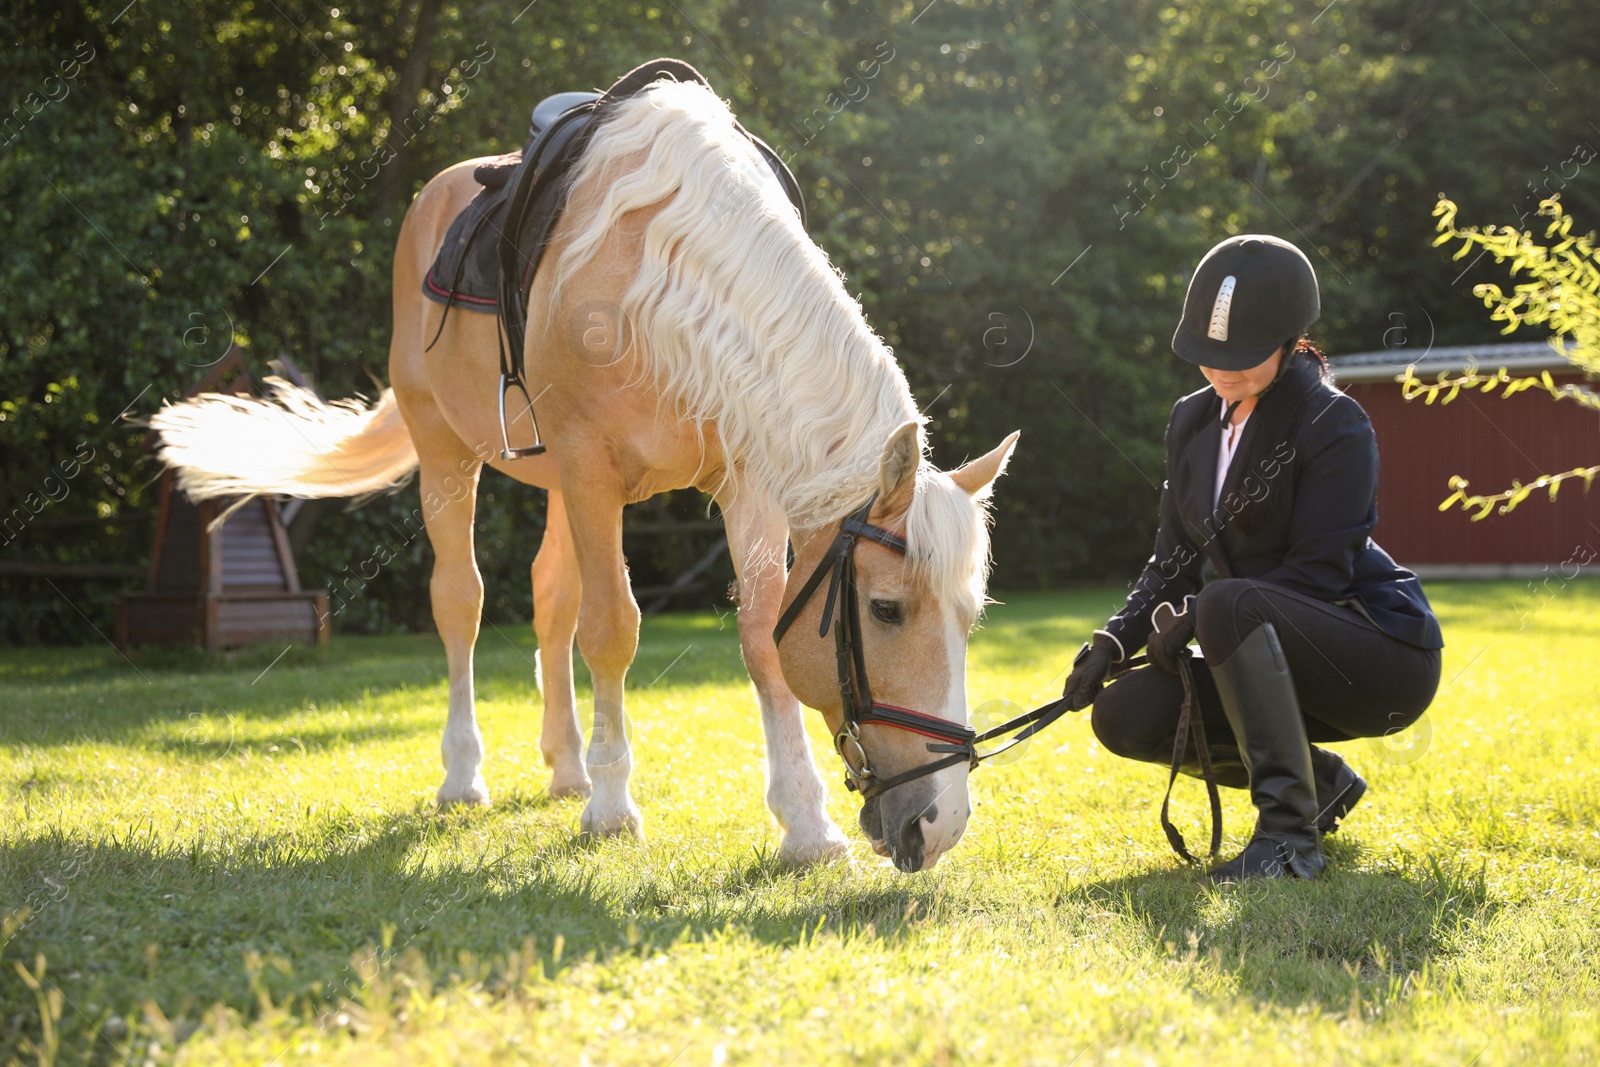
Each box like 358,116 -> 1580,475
5,0 -> 1599,640
1403,196 -> 1600,518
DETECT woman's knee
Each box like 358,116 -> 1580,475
1195,578 -> 1273,662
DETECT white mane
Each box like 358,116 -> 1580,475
548,79 -> 991,617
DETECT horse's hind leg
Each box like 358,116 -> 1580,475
399,396 -> 491,806
532,489 -> 590,798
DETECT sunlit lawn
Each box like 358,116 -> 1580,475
3,580 -> 1597,1065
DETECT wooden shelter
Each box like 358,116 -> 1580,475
1330,341 -> 1600,576
116,350 -> 329,651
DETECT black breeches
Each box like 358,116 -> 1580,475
1091,578 -> 1441,785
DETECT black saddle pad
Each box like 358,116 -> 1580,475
420,154 -> 518,311
422,59 -> 804,316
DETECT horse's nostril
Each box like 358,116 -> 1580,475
892,815 -> 925,872
859,797 -> 883,842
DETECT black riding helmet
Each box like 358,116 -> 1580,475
1173,235 -> 1319,371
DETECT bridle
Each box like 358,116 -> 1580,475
771,494 -> 1220,863
773,495 -> 974,801
773,494 -> 1074,801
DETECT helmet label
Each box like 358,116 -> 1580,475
1207,275 -> 1236,341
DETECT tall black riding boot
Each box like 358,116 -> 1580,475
1206,623 -> 1326,881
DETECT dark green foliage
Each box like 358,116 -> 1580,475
3,0 -> 1597,642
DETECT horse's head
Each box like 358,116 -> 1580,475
778,422 -> 1018,872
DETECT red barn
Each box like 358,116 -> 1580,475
1330,342 -> 1600,575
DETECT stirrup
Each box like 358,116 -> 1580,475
497,373 -> 546,460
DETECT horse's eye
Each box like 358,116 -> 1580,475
870,600 -> 903,625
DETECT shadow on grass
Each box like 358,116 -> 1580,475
132,716 -> 430,761
0,675 -> 441,753
0,803 -> 940,1061
1,795 -> 1502,1059
1062,838 -> 1499,1013
0,616 -> 751,751
0,636 -> 447,751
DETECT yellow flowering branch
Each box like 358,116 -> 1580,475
1431,197 -> 1600,376
1396,365 -> 1600,413
1438,468 -> 1600,521
1417,196 -> 1600,516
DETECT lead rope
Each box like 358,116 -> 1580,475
1158,651 -> 1223,863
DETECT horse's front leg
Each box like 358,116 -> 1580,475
722,492 -> 850,865
560,473 -> 644,838
531,489 -> 589,798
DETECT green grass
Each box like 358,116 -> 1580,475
3,581 -> 1598,1065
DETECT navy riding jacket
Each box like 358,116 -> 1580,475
1102,380 -> 1445,657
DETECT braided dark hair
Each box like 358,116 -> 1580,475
1287,336 -> 1331,377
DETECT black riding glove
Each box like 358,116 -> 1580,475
1061,633 -> 1120,711
1147,596 -> 1196,675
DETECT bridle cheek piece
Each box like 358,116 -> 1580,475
773,494 -> 1075,803
773,495 -> 977,801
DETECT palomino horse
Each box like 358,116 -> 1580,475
152,78 -> 1018,872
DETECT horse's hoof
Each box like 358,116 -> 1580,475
579,802 -> 644,840
547,767 -> 592,799
548,772 -> 593,800
778,827 -> 853,868
436,779 -> 491,808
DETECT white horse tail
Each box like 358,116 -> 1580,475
150,378 -> 419,504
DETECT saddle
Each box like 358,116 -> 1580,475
421,58 -> 804,460
420,90 -> 597,312
422,58 -> 805,323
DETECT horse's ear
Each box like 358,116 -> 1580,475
949,431 -> 1020,500
877,420 -> 922,513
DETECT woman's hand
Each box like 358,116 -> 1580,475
1062,634 -> 1119,711
1147,596 -> 1196,674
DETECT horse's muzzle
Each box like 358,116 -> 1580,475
861,793 -> 938,872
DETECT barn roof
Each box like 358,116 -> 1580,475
1329,340 -> 1575,383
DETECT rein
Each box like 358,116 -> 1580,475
1058,647 -> 1222,863
773,495 -> 1077,801
1159,651 -> 1223,863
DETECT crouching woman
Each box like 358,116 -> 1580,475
1061,234 -> 1443,881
